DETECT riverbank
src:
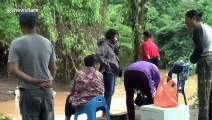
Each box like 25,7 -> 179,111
0,74 -> 66,102
0,74 -> 17,102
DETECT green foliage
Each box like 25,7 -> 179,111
105,0 -> 209,70
50,0 -> 102,82
0,2 -> 20,47
2,0 -> 212,83
147,0 -> 191,67
39,3 -> 56,41
116,77 -> 124,85
188,89 -> 199,109
146,0 -> 212,68
106,0 -> 212,70
0,113 -> 12,120
106,4 -> 134,68
1,0 -> 103,83
157,26 -> 192,67
196,0 -> 212,26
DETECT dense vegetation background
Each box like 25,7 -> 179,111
0,0 -> 212,83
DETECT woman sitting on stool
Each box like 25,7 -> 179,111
65,54 -> 104,120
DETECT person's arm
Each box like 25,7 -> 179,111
154,68 -> 161,88
98,73 -> 104,94
49,45 -> 57,79
7,41 -> 51,89
8,63 -> 52,89
114,42 -> 121,56
190,27 -> 203,63
151,66 -> 161,97
48,62 -> 56,79
96,43 -> 110,69
69,72 -> 80,94
156,46 -> 160,60
89,71 -> 104,95
147,55 -> 150,60
142,43 -> 150,60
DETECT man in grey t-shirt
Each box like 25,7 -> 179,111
7,12 -> 56,120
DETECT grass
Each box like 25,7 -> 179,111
116,77 -> 124,85
188,88 -> 199,109
0,113 -> 12,120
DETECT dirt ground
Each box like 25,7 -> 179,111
0,74 -> 17,102
0,74 -> 65,102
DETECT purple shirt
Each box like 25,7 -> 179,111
125,61 -> 160,97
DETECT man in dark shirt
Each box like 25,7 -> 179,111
96,29 -> 120,116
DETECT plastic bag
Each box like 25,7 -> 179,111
154,76 -> 178,108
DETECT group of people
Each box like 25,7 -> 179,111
7,9 -> 212,120
64,29 -> 160,120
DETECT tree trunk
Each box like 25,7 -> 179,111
129,0 -> 148,61
100,0 -> 109,27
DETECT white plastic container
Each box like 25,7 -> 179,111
140,104 -> 189,120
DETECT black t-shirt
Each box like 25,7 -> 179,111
190,26 -> 203,63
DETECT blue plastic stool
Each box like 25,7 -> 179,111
74,96 -> 110,120
168,61 -> 192,105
